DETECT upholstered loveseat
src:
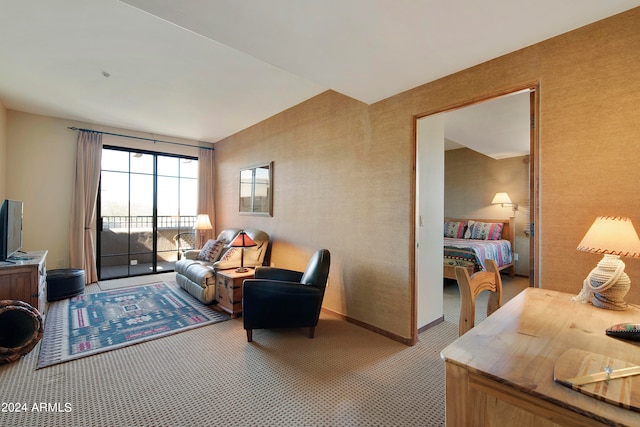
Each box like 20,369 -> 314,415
174,228 -> 270,304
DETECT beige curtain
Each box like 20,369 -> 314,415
69,131 -> 102,284
198,148 -> 215,241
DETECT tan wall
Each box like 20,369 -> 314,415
445,148 -> 530,276
0,102 -> 6,200
213,93 -> 413,332
5,110 -> 201,271
214,8 -> 640,342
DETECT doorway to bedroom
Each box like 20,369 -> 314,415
415,85 -> 539,332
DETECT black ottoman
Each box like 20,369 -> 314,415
47,269 -> 85,302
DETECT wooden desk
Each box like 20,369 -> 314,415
441,288 -> 640,426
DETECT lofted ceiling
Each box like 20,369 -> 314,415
1,1 -> 639,156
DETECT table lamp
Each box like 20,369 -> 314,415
193,214 -> 213,248
230,231 -> 257,273
573,216 -> 640,310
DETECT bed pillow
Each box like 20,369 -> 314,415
444,221 -> 466,238
464,221 -> 504,240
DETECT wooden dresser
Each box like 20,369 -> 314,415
441,287 -> 640,426
0,250 -> 48,315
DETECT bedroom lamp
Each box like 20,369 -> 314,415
573,216 -> 640,310
230,231 -> 257,273
193,214 -> 213,248
491,192 -> 518,211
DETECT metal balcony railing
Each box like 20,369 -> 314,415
102,216 -> 196,230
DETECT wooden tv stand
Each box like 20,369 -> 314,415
0,250 -> 48,315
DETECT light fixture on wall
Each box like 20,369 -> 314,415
491,192 -> 518,211
230,231 -> 257,273
573,216 -> 640,310
193,214 -> 213,248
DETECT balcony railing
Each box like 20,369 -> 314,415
102,215 -> 196,230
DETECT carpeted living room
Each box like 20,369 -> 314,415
3,2 -> 640,427
1,271 -> 528,426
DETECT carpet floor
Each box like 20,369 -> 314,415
0,274 -> 528,427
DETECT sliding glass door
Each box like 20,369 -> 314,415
98,147 -> 198,280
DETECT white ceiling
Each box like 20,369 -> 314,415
1,1 -> 638,154
443,90 -> 531,159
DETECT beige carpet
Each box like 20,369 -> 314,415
0,274 -> 528,427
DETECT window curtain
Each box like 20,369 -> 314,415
198,148 -> 215,241
69,131 -> 102,284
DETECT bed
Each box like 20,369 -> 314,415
443,217 -> 515,280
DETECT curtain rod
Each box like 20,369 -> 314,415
67,127 -> 214,151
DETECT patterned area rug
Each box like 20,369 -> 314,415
37,281 -> 229,369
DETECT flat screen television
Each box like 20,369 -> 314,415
0,199 -> 23,261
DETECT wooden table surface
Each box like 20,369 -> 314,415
441,287 -> 640,426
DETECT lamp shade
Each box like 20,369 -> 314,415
193,214 -> 213,231
230,231 -> 257,248
491,192 -> 512,205
577,216 -> 640,258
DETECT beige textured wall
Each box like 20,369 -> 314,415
5,110 -> 201,271
0,102 -> 6,200
215,7 -> 640,342
445,148 -> 530,276
214,93 -> 414,335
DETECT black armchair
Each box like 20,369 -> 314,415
242,249 -> 330,342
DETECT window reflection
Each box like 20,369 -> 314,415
240,162 -> 272,216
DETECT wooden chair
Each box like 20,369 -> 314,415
455,259 -> 503,336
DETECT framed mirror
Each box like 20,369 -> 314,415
239,162 -> 273,216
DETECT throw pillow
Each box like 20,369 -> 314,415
197,239 -> 225,262
463,220 -> 476,239
465,222 -> 504,240
444,221 -> 466,238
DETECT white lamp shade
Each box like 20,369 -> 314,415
577,216 -> 640,258
491,192 -> 512,205
193,214 -> 213,230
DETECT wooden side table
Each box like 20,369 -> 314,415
215,269 -> 254,318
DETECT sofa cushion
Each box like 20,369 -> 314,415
197,239 -> 225,262
217,228 -> 242,246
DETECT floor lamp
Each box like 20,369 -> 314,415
194,214 -> 213,248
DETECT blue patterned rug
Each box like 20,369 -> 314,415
37,281 -> 229,369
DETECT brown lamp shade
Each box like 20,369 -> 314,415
230,231 -> 257,248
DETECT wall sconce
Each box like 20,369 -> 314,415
193,214 -> 213,248
491,192 -> 518,211
573,216 -> 640,310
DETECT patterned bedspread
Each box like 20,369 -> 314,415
443,238 -> 513,271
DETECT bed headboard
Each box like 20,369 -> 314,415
445,217 -> 515,250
